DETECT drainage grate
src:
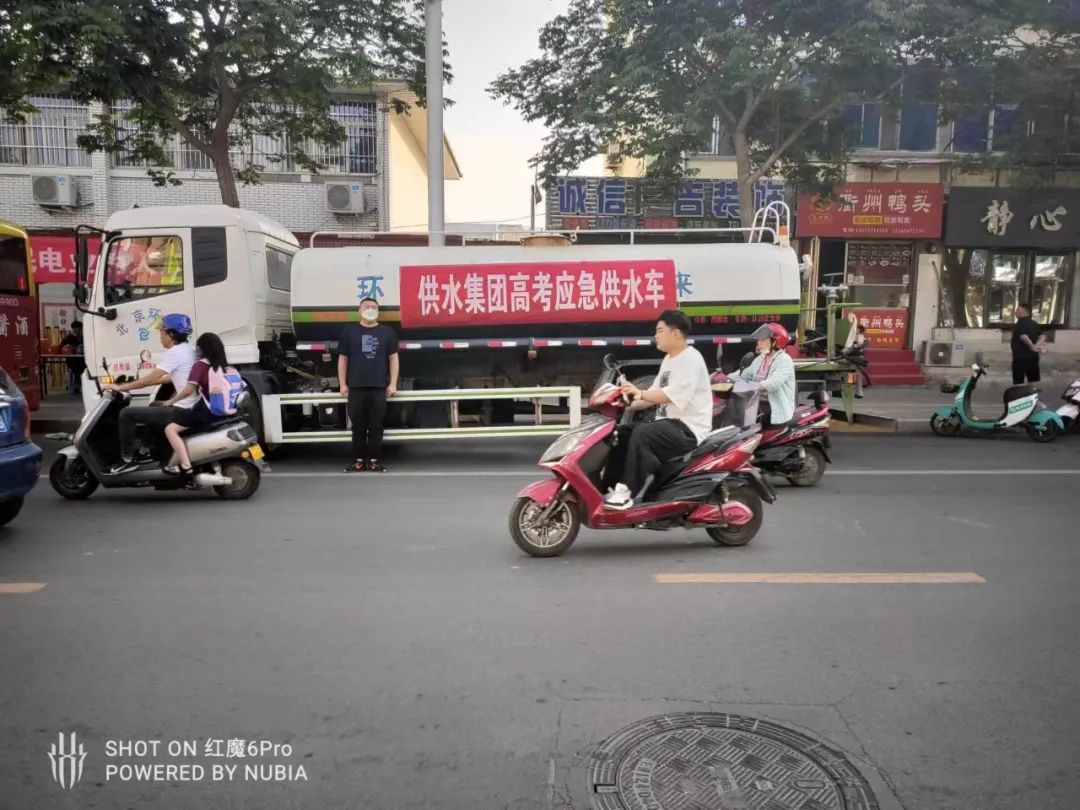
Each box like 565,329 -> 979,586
586,713 -> 879,810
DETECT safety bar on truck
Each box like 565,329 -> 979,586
260,386 -> 582,445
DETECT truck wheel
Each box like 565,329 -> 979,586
706,487 -> 762,547
786,446 -> 827,487
239,393 -> 265,446
214,460 -> 261,500
49,456 -> 99,500
0,497 -> 24,527
509,496 -> 580,557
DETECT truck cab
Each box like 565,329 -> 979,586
76,206 -> 298,411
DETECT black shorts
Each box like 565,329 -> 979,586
172,401 -> 211,429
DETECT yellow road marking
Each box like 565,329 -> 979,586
0,582 -> 47,594
654,572 -> 986,584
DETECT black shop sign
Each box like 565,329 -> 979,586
945,187 -> 1080,249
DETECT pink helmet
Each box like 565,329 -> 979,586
751,323 -> 790,349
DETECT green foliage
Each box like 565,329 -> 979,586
492,0 -> 1027,224
2,0 -> 444,204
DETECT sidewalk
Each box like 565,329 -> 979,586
31,393 -> 84,434
831,379 -> 1072,434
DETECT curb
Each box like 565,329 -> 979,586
830,408 -> 930,435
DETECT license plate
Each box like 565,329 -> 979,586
249,444 -> 265,460
0,408 -> 9,433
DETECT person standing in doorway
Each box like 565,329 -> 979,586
1011,304 -> 1047,384
338,297 -> 399,473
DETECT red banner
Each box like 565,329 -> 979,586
797,183 -> 943,239
30,235 -> 100,284
856,308 -> 910,348
399,260 -> 677,328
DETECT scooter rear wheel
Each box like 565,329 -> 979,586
930,413 -> 961,437
509,496 -> 580,557
786,446 -> 827,488
707,487 -> 763,547
49,456 -> 99,500
213,459 -> 261,500
1027,421 -> 1061,443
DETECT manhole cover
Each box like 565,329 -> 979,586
587,713 -> 879,810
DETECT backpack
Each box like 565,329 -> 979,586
206,364 -> 246,417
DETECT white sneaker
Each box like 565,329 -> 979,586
604,483 -> 634,510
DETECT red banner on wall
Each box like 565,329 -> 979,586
855,308 -> 910,348
399,260 -> 677,328
797,183 -> 944,239
30,236 -> 100,284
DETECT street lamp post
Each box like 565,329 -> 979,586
425,0 -> 445,247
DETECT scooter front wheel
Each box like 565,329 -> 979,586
707,487 -> 763,547
509,496 -> 580,558
49,455 -> 99,500
930,413 -> 961,437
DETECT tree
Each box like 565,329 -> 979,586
491,0 -> 1023,229
1,0 -> 443,206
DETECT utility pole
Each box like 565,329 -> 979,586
425,0 -> 445,247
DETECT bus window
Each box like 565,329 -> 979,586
0,235 -> 30,294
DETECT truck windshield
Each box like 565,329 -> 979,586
104,235 -> 184,304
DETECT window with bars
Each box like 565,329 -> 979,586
0,96 -> 93,167
111,98 -> 378,174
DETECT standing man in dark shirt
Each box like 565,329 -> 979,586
60,321 -> 85,392
1011,304 -> 1046,384
338,297 -> 399,472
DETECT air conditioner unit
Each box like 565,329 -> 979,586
325,181 -> 365,213
31,174 -> 77,207
925,341 -> 966,366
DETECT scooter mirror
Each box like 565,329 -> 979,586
971,363 -> 980,373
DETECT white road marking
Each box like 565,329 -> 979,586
947,516 -> 994,529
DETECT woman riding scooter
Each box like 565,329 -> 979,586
738,323 -> 796,426
163,332 -> 230,482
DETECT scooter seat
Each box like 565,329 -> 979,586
181,416 -> 248,438
661,424 -> 759,465
1004,384 -> 1038,404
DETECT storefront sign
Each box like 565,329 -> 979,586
547,177 -> 785,231
797,183 -> 944,239
30,235 -> 100,284
944,187 -> 1080,249
856,308 -> 909,347
399,261 -> 677,328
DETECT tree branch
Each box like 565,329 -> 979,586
753,75 -> 905,180
129,75 -> 212,153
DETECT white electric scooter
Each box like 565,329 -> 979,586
1057,363 -> 1080,432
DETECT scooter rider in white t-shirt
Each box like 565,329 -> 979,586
103,313 -> 198,472
605,310 -> 713,510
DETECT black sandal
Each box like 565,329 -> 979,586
343,461 -> 367,473
367,460 -> 386,473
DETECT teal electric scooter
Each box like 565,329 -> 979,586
930,362 -> 1065,442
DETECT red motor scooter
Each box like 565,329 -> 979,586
509,356 -> 776,558
712,371 -> 832,487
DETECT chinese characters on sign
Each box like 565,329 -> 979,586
856,309 -> 909,348
548,177 -> 785,230
945,187 -> 1080,249
399,261 -> 677,328
796,183 -> 944,238
30,236 -> 102,284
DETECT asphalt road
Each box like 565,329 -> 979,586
1,432 -> 1078,810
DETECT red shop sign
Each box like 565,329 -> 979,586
30,235 -> 101,284
399,260 -> 677,328
797,183 -> 943,239
856,308 -> 909,348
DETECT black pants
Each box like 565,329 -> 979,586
1012,357 -> 1040,384
118,404 -> 176,461
616,419 -> 697,499
348,387 -> 388,461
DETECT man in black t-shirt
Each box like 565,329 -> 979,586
1011,304 -> 1046,384
337,297 -> 399,472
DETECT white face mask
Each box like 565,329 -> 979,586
361,308 -> 378,321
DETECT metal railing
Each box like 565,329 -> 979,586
0,95 -> 93,168
261,386 -> 582,445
